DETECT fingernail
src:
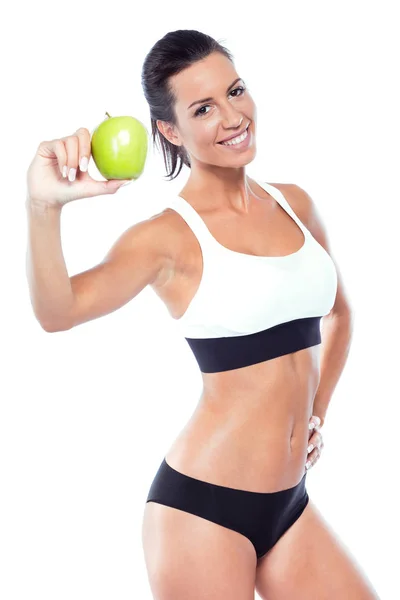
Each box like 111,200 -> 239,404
68,168 -> 76,182
120,179 -> 133,186
62,165 -> 68,178
79,156 -> 88,172
309,422 -> 315,430
305,461 -> 311,470
307,444 -> 314,453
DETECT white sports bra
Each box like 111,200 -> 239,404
164,180 -> 338,373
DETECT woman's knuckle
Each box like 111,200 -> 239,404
76,128 -> 90,143
77,128 -> 90,147
55,139 -> 65,151
64,134 -> 77,145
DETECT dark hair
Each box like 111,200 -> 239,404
141,30 -> 234,181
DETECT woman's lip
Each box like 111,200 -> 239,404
218,124 -> 250,144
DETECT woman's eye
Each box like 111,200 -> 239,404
194,86 -> 246,117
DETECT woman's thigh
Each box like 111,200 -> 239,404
255,499 -> 380,600
142,501 -> 257,600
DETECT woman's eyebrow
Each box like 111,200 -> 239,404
187,78 -> 243,110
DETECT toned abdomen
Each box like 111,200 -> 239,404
165,345 -> 321,492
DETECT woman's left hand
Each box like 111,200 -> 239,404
305,415 -> 324,471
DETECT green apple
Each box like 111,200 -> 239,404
91,112 -> 148,181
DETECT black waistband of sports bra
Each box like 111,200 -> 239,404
184,316 -> 323,372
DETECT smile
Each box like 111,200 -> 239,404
217,124 -> 251,149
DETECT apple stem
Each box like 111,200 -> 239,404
105,112 -> 112,119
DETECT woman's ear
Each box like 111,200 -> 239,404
156,120 -> 182,147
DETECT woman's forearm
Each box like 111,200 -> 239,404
312,312 -> 355,426
25,198 -> 75,331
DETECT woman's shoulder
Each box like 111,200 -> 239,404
144,204 -> 197,265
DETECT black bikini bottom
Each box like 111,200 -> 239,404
146,457 -> 309,560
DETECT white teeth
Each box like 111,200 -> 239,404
221,127 -> 248,146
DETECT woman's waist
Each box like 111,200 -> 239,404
166,396 -> 313,492
195,381 -> 315,440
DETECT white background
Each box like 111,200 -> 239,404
1,0 -> 399,598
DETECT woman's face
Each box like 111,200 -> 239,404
157,52 -> 257,168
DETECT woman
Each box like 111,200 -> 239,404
25,29 -> 379,600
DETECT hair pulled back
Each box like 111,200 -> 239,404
141,30 -> 234,181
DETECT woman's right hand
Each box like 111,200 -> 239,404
26,127 -> 133,208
